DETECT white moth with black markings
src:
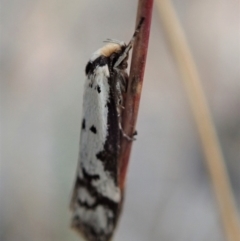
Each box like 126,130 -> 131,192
70,18 -> 144,241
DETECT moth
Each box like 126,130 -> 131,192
70,18 -> 144,241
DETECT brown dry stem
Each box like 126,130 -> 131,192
118,0 -> 153,190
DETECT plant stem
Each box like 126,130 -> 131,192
119,0 -> 153,190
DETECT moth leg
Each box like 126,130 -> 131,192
119,123 -> 137,141
114,68 -> 128,93
116,88 -> 136,141
112,70 -> 136,141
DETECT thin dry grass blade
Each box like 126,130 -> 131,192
155,0 -> 240,240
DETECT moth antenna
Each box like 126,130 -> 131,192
103,39 -> 124,46
126,17 -> 145,50
114,17 -> 145,68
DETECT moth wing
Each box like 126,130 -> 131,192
70,64 -> 121,241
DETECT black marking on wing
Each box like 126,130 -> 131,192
85,56 -> 109,75
82,119 -> 86,130
82,167 -> 100,181
95,78 -> 120,183
77,181 -> 118,211
90,125 -> 97,134
77,196 -> 117,210
97,85 -> 101,93
72,175 -> 121,241
76,172 -> 99,198
73,174 -> 121,241
72,208 -> 118,241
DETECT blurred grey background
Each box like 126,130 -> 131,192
1,1 -> 240,241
